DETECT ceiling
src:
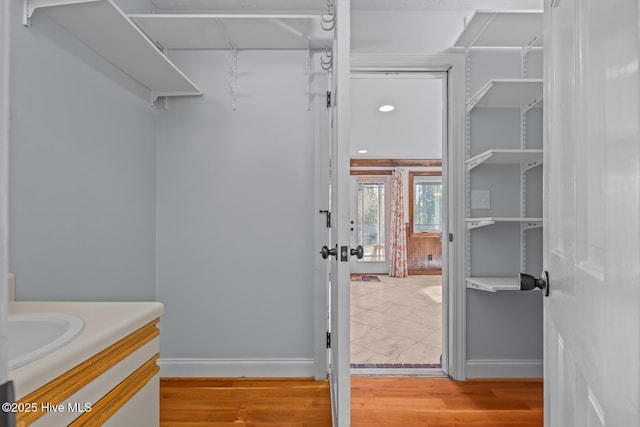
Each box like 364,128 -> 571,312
350,75 -> 444,160
150,0 -> 543,12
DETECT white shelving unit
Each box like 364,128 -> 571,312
23,0 -> 202,102
129,14 -> 333,50
465,217 -> 542,230
467,79 -> 543,111
466,149 -> 542,171
454,10 -> 543,49
128,12 -> 334,110
128,13 -> 333,110
466,277 -> 521,292
459,10 -> 544,292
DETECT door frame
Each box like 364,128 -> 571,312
313,53 -> 467,380
310,53 -> 467,379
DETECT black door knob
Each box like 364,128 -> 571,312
519,271 -> 550,296
320,245 -> 338,259
350,245 -> 364,259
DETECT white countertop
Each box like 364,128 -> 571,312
9,301 -> 164,399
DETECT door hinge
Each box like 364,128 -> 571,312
326,91 -> 332,108
319,210 -> 331,228
326,332 -> 331,348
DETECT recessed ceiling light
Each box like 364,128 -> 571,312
378,105 -> 395,112
358,149 -> 368,154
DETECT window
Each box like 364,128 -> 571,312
356,180 -> 386,262
409,172 -> 443,234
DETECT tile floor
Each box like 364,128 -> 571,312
350,274 -> 442,366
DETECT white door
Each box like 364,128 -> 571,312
0,0 -> 9,386
328,1 -> 351,425
543,0 -> 640,425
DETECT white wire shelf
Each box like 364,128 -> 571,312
466,217 -> 543,230
23,0 -> 202,102
466,277 -> 521,292
466,149 -> 543,171
468,79 -> 543,111
129,14 -> 333,50
454,10 -> 543,48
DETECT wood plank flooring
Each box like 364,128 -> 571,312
160,378 -> 332,427
352,378 -> 543,427
160,377 -> 543,427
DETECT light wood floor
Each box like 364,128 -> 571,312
160,377 -> 543,427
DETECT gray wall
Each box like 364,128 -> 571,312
466,48 -> 544,364
155,50 -> 316,360
8,0 -> 157,301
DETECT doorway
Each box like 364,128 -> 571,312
349,72 -> 447,372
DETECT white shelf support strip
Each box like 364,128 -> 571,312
464,46 -> 472,279
306,41 -> 312,112
215,18 -> 238,110
226,50 -> 238,110
160,44 -> 169,110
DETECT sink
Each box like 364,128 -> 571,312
9,313 -> 84,370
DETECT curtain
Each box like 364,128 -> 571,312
389,169 -> 408,277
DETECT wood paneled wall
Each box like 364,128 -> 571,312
349,161 -> 444,275
407,225 -> 442,274
407,171 -> 443,274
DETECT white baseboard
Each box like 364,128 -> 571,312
158,358 -> 316,378
466,359 -> 543,378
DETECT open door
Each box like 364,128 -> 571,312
539,0 -> 640,425
327,1 -> 351,425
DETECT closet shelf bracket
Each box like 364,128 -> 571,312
523,32 -> 543,56
524,95 -> 543,112
522,221 -> 543,231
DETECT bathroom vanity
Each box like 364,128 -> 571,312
8,300 -> 163,426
